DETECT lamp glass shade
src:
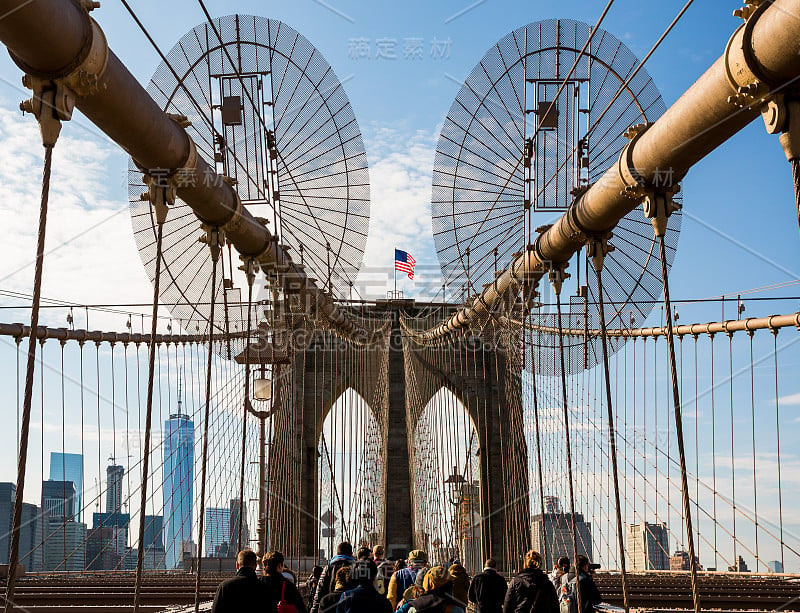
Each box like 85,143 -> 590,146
253,377 -> 272,401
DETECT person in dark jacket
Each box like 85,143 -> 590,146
318,566 -> 352,613
307,566 -> 324,609
310,542 -> 356,613
335,559 -> 393,613
503,550 -> 558,613
211,549 -> 272,613
261,550 -> 308,613
559,556 -> 601,613
469,558 -> 508,613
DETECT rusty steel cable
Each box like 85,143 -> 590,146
194,238 -> 220,613
133,215 -> 166,612
555,289 -> 583,613
4,143 -> 53,613
593,257 -> 630,613
656,232 -> 701,613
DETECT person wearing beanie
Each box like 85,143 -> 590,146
335,559 -> 392,613
448,562 -> 471,607
503,550 -> 558,613
387,549 -> 429,608
398,565 -> 465,613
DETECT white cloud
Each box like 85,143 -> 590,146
778,392 -> 800,406
0,103 -> 156,331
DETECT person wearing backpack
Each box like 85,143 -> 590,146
558,556 -> 601,613
549,557 -> 570,590
397,565 -> 465,613
310,542 -> 356,613
503,550 -> 558,613
261,550 -> 308,613
318,566 -> 352,613
387,549 -> 429,608
335,559 -> 392,613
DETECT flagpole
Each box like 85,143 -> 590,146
393,247 -> 397,299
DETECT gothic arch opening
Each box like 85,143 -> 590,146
412,387 -> 482,572
317,388 -> 383,559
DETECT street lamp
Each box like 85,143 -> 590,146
253,364 -> 272,402
444,466 -> 466,506
360,510 -> 374,545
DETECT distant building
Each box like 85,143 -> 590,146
41,480 -> 76,521
544,496 -> 561,514
105,464 -> 124,514
163,404 -> 194,569
627,522 -> 669,571
142,515 -> 166,569
729,555 -> 749,572
229,499 -> 249,553
49,453 -> 84,522
768,560 -> 784,573
19,502 -> 43,572
43,519 -> 86,572
532,497 -> 593,571
89,511 -> 130,569
205,507 -> 230,557
0,483 -> 43,571
670,550 -> 692,571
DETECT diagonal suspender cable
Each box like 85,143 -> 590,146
591,243 -> 630,612
554,285 -> 582,613
133,203 -> 167,613
4,143 -> 53,613
656,228 -> 701,613
195,230 -> 221,612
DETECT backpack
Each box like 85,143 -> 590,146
559,575 -> 578,613
277,579 -> 298,613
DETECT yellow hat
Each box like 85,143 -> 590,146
422,565 -> 451,591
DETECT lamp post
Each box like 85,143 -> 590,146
253,365 -> 272,556
444,467 -> 466,563
360,510 -> 374,546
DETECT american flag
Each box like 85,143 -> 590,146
395,249 -> 416,280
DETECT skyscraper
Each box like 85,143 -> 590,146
49,452 -> 84,522
142,515 -> 166,569
163,387 -> 194,569
532,499 -> 593,571
229,498 -> 250,554
205,507 -> 230,557
41,480 -> 76,520
41,480 -> 86,572
0,482 -> 43,571
106,464 -> 124,514
627,522 -> 670,570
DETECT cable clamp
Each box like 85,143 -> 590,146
238,256 -> 260,287
199,225 -> 225,262
586,233 -> 616,273
545,261 -> 570,296
642,185 -> 682,238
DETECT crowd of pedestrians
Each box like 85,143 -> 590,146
211,544 -> 603,613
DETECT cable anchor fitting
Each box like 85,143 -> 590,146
17,7 -> 108,147
238,256 -> 260,288
199,225 -> 225,263
642,186 -> 682,237
546,261 -> 570,296
586,233 -> 616,273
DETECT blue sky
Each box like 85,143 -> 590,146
0,0 -> 798,572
